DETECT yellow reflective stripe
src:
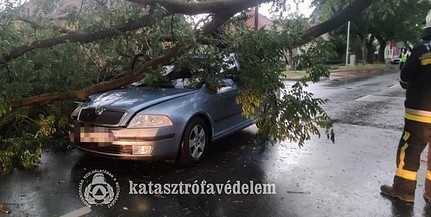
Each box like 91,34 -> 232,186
395,141 -> 418,181
420,52 -> 431,59
405,113 -> 431,123
427,170 -> 431,181
396,168 -> 418,181
421,58 -> 431,65
406,108 -> 431,117
403,131 -> 410,141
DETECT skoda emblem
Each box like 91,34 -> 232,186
95,106 -> 106,115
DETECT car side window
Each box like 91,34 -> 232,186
217,78 -> 236,93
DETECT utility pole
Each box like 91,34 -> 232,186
345,21 -> 351,66
254,6 -> 259,31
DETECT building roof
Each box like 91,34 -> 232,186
244,9 -> 273,29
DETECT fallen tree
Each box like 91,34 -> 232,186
0,0 -> 373,172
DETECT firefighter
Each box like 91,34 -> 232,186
399,48 -> 409,70
380,9 -> 431,203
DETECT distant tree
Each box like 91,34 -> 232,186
315,0 -> 431,63
0,0 -> 372,172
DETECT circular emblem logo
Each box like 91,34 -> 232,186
95,106 -> 106,115
79,169 -> 120,208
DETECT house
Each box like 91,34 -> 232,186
244,9 -> 273,30
384,41 -> 406,62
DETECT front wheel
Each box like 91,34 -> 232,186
179,117 -> 209,166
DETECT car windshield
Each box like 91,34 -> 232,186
130,65 -> 199,89
131,54 -> 239,89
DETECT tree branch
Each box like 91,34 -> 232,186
0,13 -> 164,64
16,16 -> 77,34
293,0 -> 374,47
5,0 -> 375,108
9,44 -> 188,108
8,12 -> 233,108
1,0 -> 271,64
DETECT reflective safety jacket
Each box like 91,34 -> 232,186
400,35 -> 431,122
400,53 -> 408,63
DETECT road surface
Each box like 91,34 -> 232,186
1,67 -> 428,217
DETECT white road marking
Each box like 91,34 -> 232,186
59,206 -> 91,217
355,95 -> 404,102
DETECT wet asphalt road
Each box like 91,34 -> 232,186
1,67 -> 431,217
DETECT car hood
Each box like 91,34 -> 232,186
85,87 -> 197,112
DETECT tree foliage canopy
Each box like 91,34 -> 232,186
0,0 -> 372,172
315,0 -> 431,62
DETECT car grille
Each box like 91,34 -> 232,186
78,108 -> 125,125
79,143 -> 132,155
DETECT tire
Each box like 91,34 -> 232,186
179,117 -> 209,166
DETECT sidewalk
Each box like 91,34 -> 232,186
329,68 -> 384,80
328,63 -> 399,80
283,64 -> 395,81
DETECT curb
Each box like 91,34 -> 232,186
330,68 -> 398,81
283,67 -> 396,82
329,68 -> 381,80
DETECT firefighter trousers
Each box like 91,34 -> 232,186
393,119 -> 431,196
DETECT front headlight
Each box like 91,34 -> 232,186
128,114 -> 173,128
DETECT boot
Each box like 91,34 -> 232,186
380,185 -> 415,203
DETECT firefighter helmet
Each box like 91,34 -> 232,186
425,9 -> 431,28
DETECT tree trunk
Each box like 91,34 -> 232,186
361,24 -> 368,65
292,0 -> 373,47
376,35 -> 387,63
366,43 -> 374,63
365,34 -> 375,63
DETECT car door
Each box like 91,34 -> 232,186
204,78 -> 244,138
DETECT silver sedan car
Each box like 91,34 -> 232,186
70,60 -> 253,165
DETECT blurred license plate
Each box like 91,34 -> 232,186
80,127 -> 114,143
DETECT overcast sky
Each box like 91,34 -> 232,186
260,0 -> 314,18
